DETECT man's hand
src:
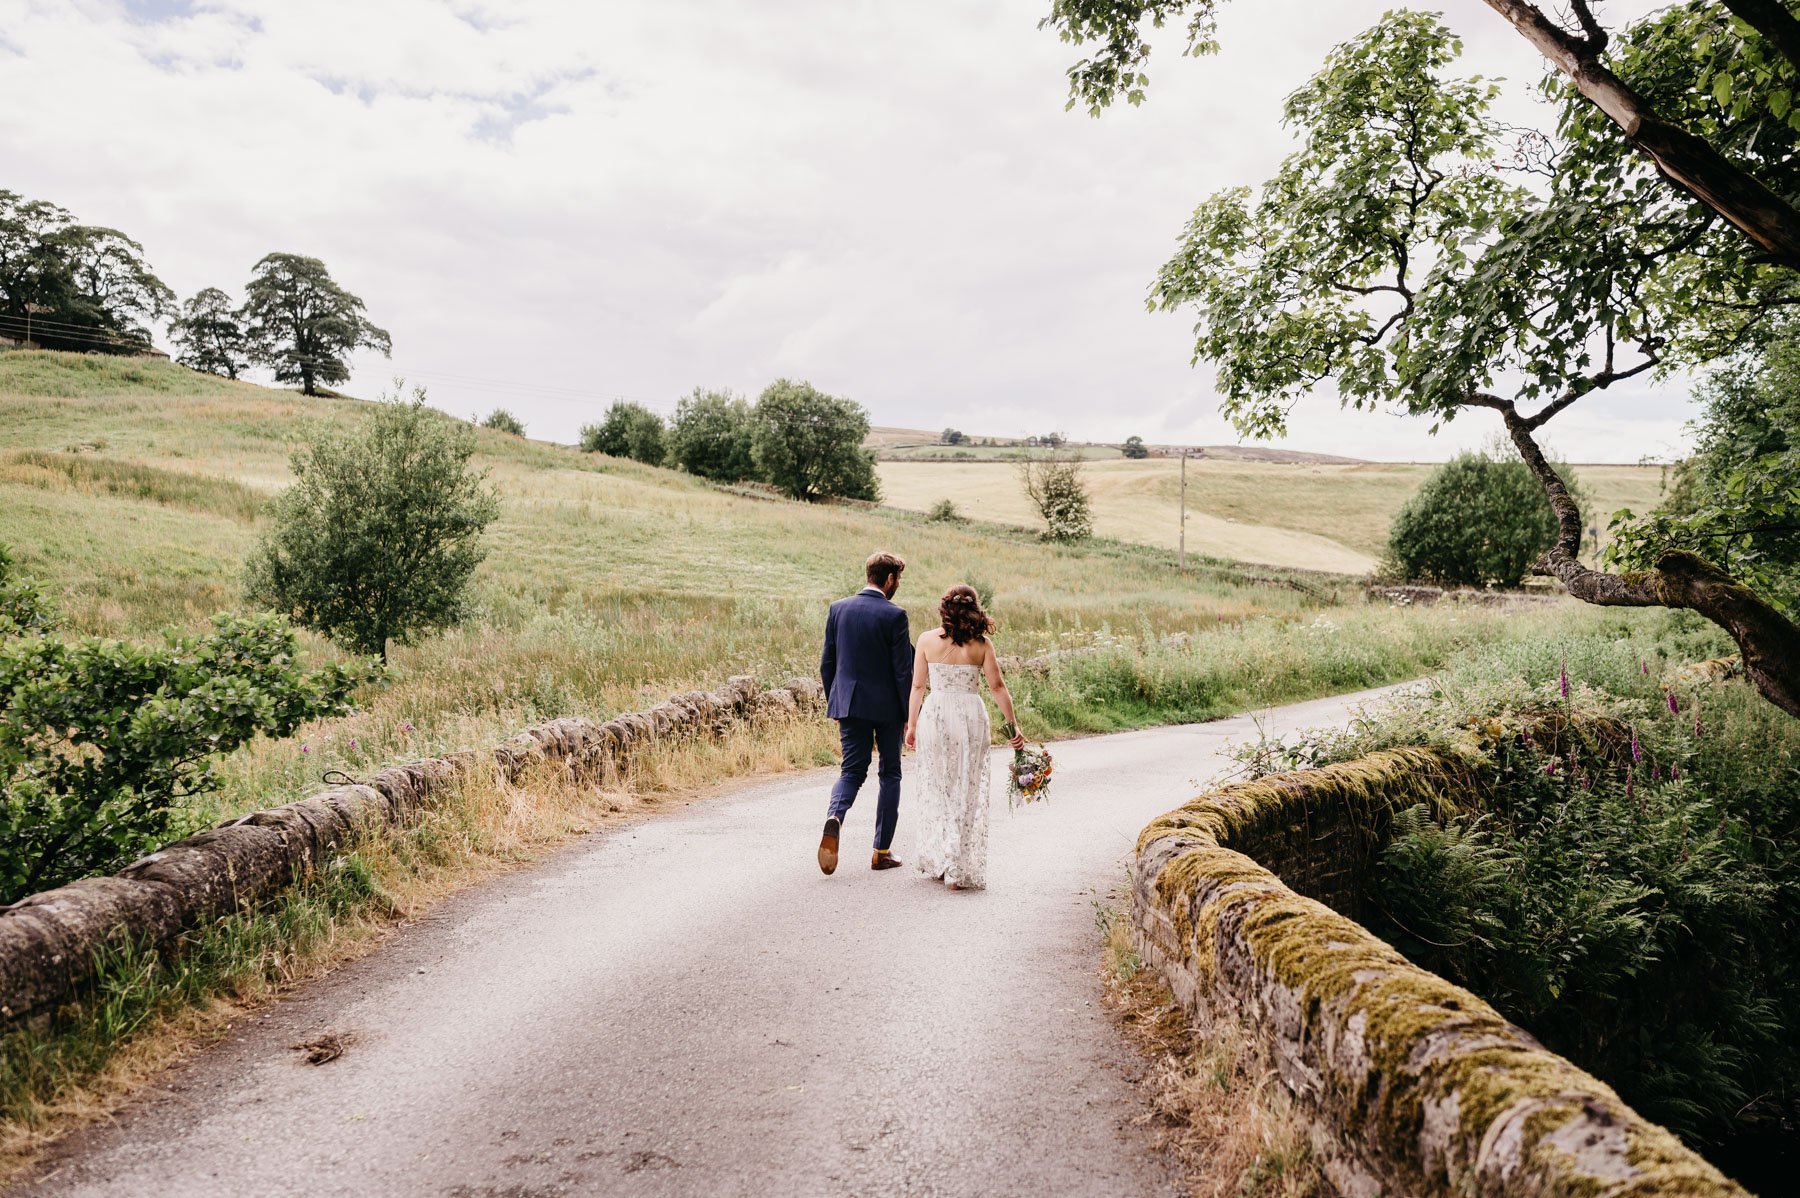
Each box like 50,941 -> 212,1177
904,723 -> 917,751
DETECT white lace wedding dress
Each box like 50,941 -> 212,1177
913,662 -> 992,889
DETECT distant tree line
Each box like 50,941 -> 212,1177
580,379 -> 881,502
1,188 -> 389,396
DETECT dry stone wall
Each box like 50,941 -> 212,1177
1132,752 -> 1747,1198
0,674 -> 824,1029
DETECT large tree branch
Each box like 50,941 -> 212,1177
1462,390 -> 1800,718
1480,0 -> 1800,268
1717,0 -> 1800,74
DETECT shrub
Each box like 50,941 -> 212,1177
1122,435 -> 1149,459
480,408 -> 526,437
1386,450 -> 1578,587
0,548 -> 368,902
579,401 -> 667,465
1019,451 -> 1093,541
927,498 -> 962,523
245,386 -> 500,661
666,388 -> 755,481
941,428 -> 965,446
749,379 -> 880,501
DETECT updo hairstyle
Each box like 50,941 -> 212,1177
938,584 -> 994,646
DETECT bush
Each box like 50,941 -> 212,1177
666,388 -> 755,481
1122,435 -> 1149,459
480,408 -> 526,437
749,379 -> 880,501
0,548 -> 368,902
941,428 -> 965,446
1387,451 -> 1577,587
579,401 -> 667,465
245,386 -> 500,661
927,498 -> 963,523
1019,451 -> 1093,541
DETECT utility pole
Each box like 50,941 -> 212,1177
1178,448 -> 1188,571
23,302 -> 49,348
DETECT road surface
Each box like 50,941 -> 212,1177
14,686 -> 1400,1198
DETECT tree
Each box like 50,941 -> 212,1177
579,401 -> 667,465
666,388 -> 756,481
941,427 -> 966,446
750,379 -> 881,501
1,547 -> 367,902
1614,331 -> 1800,607
170,287 -> 250,378
241,253 -> 391,397
1387,452 -> 1579,588
1019,450 -> 1094,541
1040,430 -> 1068,449
1050,7 -> 1800,716
480,408 -> 526,437
1122,435 -> 1149,459
246,386 -> 499,662
0,191 -> 172,354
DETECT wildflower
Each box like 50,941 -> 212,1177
400,721 -> 415,734
1693,717 -> 1705,738
1630,728 -> 1642,762
1671,764 -> 1681,782
1666,690 -> 1680,715
349,738 -> 359,750
1559,659 -> 1569,699
1640,660 -> 1650,676
301,743 -> 310,755
1544,759 -> 1559,776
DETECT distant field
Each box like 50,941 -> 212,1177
878,458 -> 1669,575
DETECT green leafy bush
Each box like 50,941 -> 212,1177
666,388 -> 755,481
0,549 -> 370,903
749,379 -> 880,501
480,408 -> 526,437
245,387 -> 500,661
1122,435 -> 1149,459
1018,452 -> 1093,541
579,401 -> 667,465
1386,451 -> 1575,587
927,498 -> 962,523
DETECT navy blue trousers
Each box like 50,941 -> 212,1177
828,717 -> 902,851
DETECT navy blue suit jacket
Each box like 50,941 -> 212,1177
820,588 -> 914,725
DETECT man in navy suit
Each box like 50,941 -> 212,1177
817,551 -> 914,875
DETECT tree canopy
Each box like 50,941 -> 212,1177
667,388 -> 756,481
749,380 -> 880,502
580,401 -> 668,465
0,190 -> 172,354
1049,2 -> 1800,716
241,252 -> 391,397
170,286 -> 250,378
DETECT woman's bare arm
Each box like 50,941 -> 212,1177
904,635 -> 930,749
982,640 -> 1025,749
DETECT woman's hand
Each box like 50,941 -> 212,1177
904,723 -> 917,750
1008,729 -> 1026,751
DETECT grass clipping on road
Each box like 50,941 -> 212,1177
0,710 -> 836,1180
1097,904 -> 1327,1198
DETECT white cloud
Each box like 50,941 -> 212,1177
1,0 -> 1693,460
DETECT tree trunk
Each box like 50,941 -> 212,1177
301,362 -> 315,397
1480,0 -> 1800,270
1478,394 -> 1800,718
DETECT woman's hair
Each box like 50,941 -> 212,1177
938,584 -> 994,646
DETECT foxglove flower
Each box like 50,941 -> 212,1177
1667,690 -> 1680,715
1559,659 -> 1569,699
1630,728 -> 1642,762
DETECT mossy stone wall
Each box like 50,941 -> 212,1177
1132,752 -> 1747,1198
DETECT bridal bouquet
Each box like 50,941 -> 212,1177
1002,723 -> 1053,809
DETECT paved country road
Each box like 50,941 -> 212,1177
13,686 -> 1402,1198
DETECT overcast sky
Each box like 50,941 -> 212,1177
2,0 -> 1688,461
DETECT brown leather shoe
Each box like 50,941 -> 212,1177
818,816 -> 840,875
871,851 -> 903,871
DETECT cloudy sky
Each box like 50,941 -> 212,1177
2,0 -> 1688,461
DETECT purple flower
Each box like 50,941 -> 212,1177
300,743 -> 310,755
400,721 -> 414,734
349,738 -> 359,750
1693,717 -> 1705,738
1544,760 -> 1559,777
1559,659 -> 1570,699
1671,764 -> 1681,782
1667,690 -> 1680,715
1640,660 -> 1650,676
1630,728 -> 1642,762
1020,772 -> 1036,787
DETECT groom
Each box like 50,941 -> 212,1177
816,551 -> 913,876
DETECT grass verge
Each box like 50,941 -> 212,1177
0,710 -> 837,1180
1096,902 -> 1328,1198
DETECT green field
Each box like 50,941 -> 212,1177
878,457 -> 1669,575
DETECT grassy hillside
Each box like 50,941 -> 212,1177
878,457 -> 1668,575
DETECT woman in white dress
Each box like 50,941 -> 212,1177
903,585 -> 1026,890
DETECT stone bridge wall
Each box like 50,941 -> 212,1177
0,675 -> 824,1028
1131,748 -> 1746,1198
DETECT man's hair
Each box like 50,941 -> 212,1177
865,551 -> 906,589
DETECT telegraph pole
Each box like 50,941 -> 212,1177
1178,448 -> 1188,572
23,302 -> 49,348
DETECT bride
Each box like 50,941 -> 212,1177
903,585 -> 1026,891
